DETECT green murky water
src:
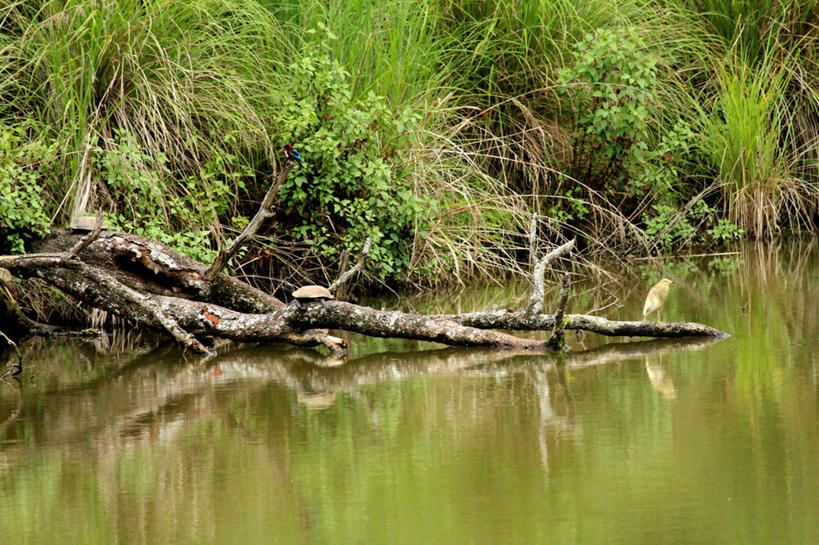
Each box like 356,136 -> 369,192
1,241 -> 817,545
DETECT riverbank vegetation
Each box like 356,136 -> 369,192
1,0 -> 817,287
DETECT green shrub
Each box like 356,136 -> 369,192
99,130 -> 243,262
557,28 -> 660,191
0,126 -> 52,253
272,33 -> 428,280
707,218 -> 744,242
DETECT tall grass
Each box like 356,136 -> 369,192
1,0 -> 287,223
258,0 -> 452,107
704,59 -> 810,236
698,3 -> 819,237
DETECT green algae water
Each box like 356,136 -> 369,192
1,241 -> 817,545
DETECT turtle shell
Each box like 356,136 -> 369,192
292,285 -> 335,300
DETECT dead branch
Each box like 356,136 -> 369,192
0,184 -> 730,359
38,230 -> 285,312
1,249 -> 556,351
0,251 -> 351,355
525,239 -> 575,315
428,309 -> 727,338
204,162 -> 293,280
2,252 -> 212,353
0,229 -> 728,358
546,273 -> 571,350
328,237 -> 371,294
291,300 -> 555,350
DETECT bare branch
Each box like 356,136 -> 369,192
547,273 -> 571,350
428,309 -> 728,339
294,300 -> 556,350
329,238 -> 372,294
0,329 -> 21,370
204,162 -> 294,280
1,230 -> 728,359
334,248 -> 351,299
525,239 -> 575,315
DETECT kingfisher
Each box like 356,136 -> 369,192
278,144 -> 303,166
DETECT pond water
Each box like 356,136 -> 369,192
1,241 -> 817,545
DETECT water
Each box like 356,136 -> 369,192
1,241 -> 817,545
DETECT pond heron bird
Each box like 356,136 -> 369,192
642,278 -> 674,322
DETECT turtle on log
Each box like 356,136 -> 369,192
291,285 -> 335,308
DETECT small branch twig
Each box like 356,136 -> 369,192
0,329 -> 21,361
525,239 -> 575,315
70,210 -> 104,255
204,162 -> 294,280
329,238 -> 372,294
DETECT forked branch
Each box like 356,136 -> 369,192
525,238 -> 575,315
204,162 -> 294,280
329,238 -> 372,294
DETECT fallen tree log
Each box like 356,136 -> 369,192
0,168 -> 729,356
0,237 -> 728,358
0,251 -> 555,352
34,230 -> 284,312
430,309 -> 727,338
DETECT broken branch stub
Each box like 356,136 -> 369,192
546,273 -> 571,350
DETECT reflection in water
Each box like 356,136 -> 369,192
0,378 -> 22,437
645,357 -> 676,399
0,240 -> 817,545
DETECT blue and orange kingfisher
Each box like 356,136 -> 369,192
278,144 -> 303,166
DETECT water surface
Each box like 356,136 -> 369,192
1,241 -> 817,544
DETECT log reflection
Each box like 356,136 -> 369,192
0,335 -> 721,461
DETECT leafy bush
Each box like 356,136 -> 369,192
272,32 -> 428,280
557,28 -> 659,191
707,218 -> 744,242
0,126 -> 52,253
